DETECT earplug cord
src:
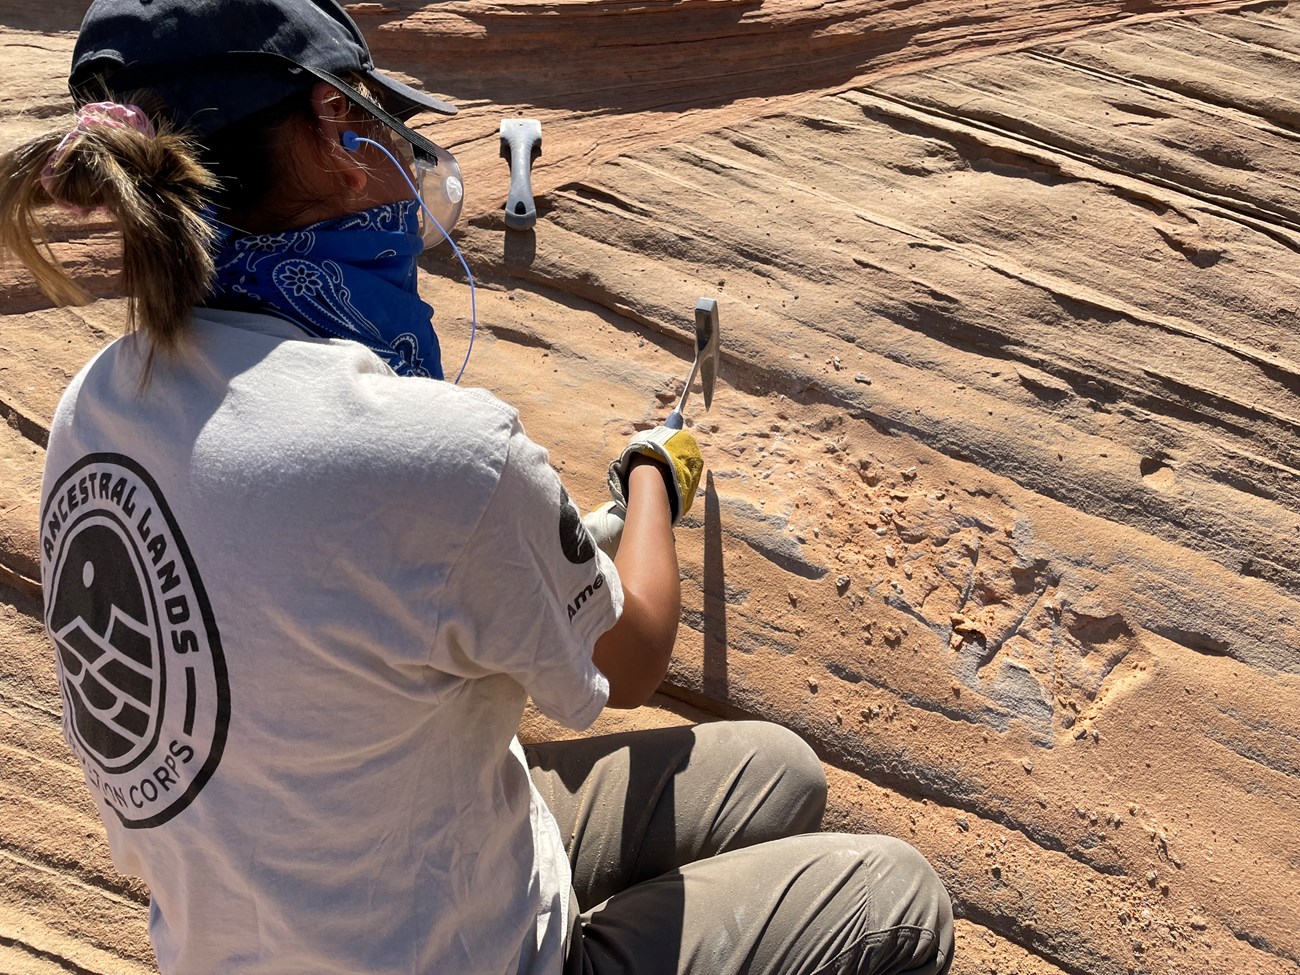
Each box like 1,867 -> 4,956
343,130 -> 477,385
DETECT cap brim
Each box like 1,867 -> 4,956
367,69 -> 457,120
299,64 -> 454,162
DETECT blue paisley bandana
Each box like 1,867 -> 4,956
206,199 -> 443,379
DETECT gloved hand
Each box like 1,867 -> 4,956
582,501 -> 627,559
607,426 -> 703,525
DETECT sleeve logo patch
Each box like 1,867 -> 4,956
40,454 -> 230,830
557,485 -> 596,565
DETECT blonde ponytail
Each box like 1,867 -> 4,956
0,111 -> 218,357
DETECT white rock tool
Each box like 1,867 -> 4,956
499,118 -> 541,230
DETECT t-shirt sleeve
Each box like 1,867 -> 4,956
433,418 -> 619,730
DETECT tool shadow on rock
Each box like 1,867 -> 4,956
702,472 -> 728,700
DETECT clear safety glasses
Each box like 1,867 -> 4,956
393,137 -> 464,248
337,101 -> 479,383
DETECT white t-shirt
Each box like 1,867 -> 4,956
38,309 -> 619,975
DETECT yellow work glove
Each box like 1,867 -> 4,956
607,426 -> 703,526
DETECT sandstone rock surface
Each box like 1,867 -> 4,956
2,2 -> 1298,974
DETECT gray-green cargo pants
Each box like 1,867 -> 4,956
525,721 -> 954,975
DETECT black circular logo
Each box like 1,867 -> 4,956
558,485 -> 596,565
41,454 -> 229,829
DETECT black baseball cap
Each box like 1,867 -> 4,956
68,0 -> 456,144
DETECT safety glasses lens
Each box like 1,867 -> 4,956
397,141 -> 462,247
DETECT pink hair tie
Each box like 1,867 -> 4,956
39,101 -> 157,205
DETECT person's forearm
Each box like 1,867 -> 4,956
592,456 -> 680,708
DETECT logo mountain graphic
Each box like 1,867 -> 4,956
48,521 -> 162,772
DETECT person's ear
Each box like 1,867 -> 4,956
309,82 -> 368,197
